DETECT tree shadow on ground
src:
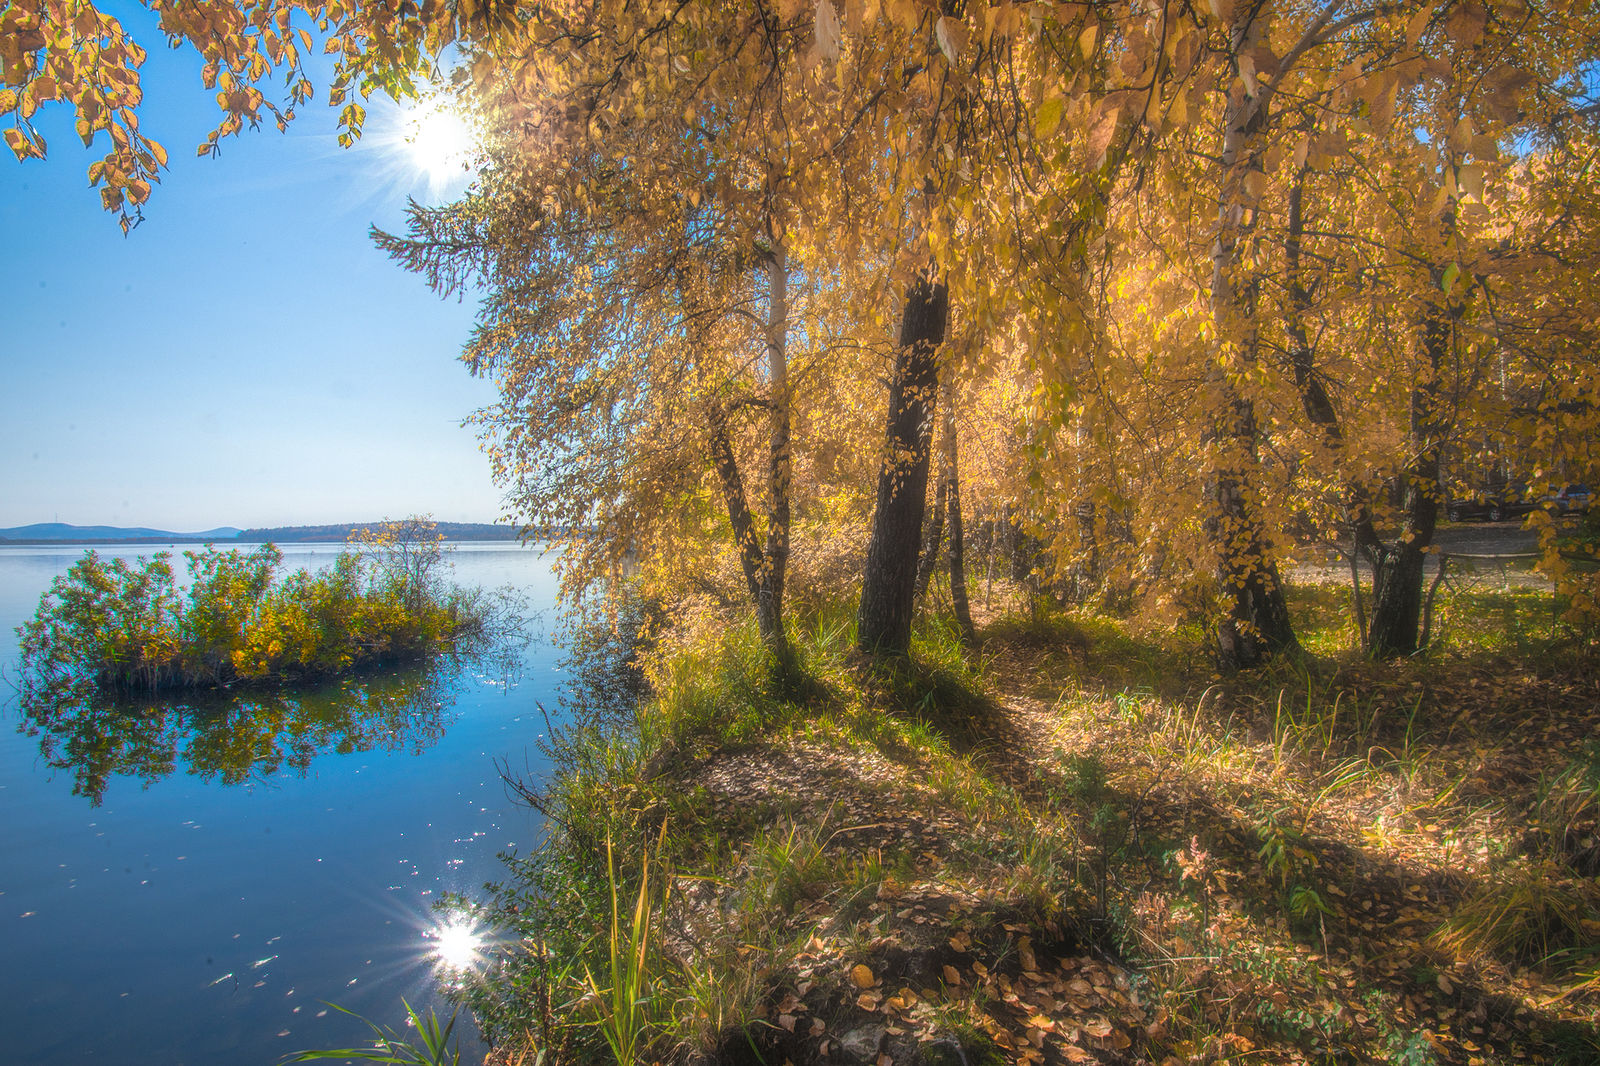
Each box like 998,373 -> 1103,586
973,613 -> 1600,1066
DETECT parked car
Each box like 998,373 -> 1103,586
1446,491 -> 1539,523
1544,484 -> 1592,515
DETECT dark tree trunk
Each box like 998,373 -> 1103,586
1206,5 -> 1298,670
698,244 -> 792,665
761,248 -> 792,665
1207,339 -> 1299,668
943,395 -> 976,645
1071,501 -> 1099,604
915,466 -> 948,600
1008,511 -> 1032,582
1284,170 -> 1384,564
1368,300 -> 1448,659
708,406 -> 770,622
1367,535 -> 1432,658
1211,472 -> 1300,669
858,273 -> 948,655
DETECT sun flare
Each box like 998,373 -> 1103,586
398,96 -> 477,189
429,917 -> 484,970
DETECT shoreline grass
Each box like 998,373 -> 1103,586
423,577 -> 1600,1065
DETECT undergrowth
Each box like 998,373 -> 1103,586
428,579 -> 1599,1066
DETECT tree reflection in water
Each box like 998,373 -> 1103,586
18,661 -> 464,806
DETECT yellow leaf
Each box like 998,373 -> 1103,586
3,126 -> 29,161
850,963 -> 876,988
1034,97 -> 1064,140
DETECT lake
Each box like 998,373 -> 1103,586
0,542 -> 564,1065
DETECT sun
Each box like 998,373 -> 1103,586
428,916 -> 484,970
396,95 -> 477,191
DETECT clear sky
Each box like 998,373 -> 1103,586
0,24 -> 506,532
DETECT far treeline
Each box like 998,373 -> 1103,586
9,0 -> 1600,666
0,522 -> 574,545
238,522 -> 534,543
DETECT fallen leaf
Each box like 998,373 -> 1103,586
851,964 -> 877,989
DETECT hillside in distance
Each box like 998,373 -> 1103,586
0,522 -> 243,543
0,521 -> 550,544
237,522 -> 525,542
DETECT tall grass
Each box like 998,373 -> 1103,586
584,835 -> 662,1066
282,1001 -> 460,1065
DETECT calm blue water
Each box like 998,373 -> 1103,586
0,542 -> 563,1065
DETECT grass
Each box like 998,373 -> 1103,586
429,576 -> 1600,1066
283,1001 -> 461,1065
584,835 -> 660,1066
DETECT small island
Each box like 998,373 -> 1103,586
17,517 -> 497,696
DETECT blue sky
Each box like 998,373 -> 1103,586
0,20 -> 504,531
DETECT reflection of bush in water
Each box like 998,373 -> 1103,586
557,597 -> 657,728
18,662 -> 459,807
495,595 -> 657,818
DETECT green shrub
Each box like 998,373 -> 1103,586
18,521 -> 494,695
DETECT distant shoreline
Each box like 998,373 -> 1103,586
0,522 -> 587,547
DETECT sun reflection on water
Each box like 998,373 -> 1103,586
427,915 -> 485,971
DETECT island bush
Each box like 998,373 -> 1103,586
17,519 -> 496,694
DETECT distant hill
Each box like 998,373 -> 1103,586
0,521 -> 547,545
0,522 -> 242,543
237,522 -> 527,543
